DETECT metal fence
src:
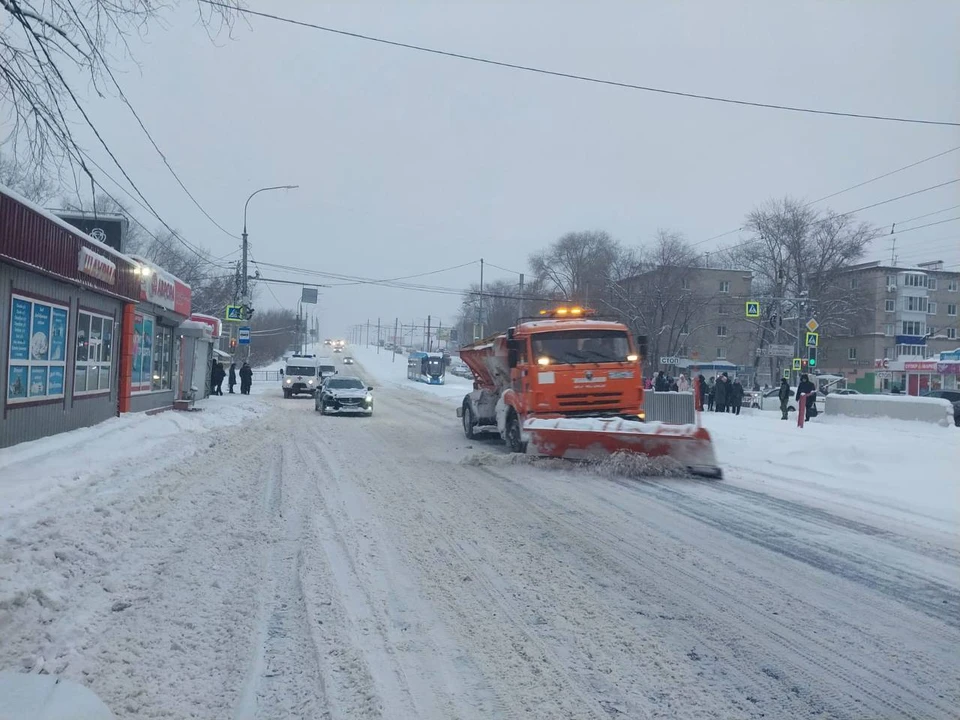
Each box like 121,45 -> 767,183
644,391 -> 696,425
252,370 -> 282,383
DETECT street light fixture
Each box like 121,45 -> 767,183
241,185 -> 298,307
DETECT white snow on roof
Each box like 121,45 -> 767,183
1,183 -> 136,266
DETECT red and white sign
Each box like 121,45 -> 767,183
143,268 -> 176,310
174,280 -> 191,317
874,358 -> 889,369
78,247 -> 117,285
904,361 -> 938,371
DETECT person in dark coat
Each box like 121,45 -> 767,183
211,360 -> 225,396
669,377 -> 679,392
696,373 -> 707,411
239,362 -> 253,395
228,362 -> 237,394
731,378 -> 744,415
778,377 -> 791,419
796,373 -> 817,421
714,374 -> 729,412
706,377 -> 715,411
654,371 -> 668,392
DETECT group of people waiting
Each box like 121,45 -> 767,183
649,370 -> 746,415
210,360 -> 253,396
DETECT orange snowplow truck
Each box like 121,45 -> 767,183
457,307 -> 722,478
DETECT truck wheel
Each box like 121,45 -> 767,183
505,412 -> 526,454
462,403 -> 476,440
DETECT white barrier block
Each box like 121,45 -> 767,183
825,394 -> 954,426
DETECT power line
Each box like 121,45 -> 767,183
807,146 -> 960,205
838,179 -> 960,216
198,0 -> 959,128
889,203 -> 960,228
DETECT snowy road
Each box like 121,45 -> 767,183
2,358 -> 959,719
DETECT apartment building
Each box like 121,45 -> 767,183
820,260 -> 960,392
621,266 -> 756,377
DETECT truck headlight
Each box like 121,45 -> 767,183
308,379 -> 315,385
285,378 -> 292,384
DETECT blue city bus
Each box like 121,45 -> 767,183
407,351 -> 446,385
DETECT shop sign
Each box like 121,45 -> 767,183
874,358 -> 889,369
142,267 -> 177,311
78,247 -> 117,285
936,363 -> 960,375
940,349 -> 960,362
904,361 -> 937,371
174,280 -> 192,317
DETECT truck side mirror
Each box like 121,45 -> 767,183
506,339 -> 519,368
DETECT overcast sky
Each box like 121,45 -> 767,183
74,0 -> 960,338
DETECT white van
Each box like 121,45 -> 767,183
282,354 -> 321,398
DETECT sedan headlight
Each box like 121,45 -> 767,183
365,394 -> 373,403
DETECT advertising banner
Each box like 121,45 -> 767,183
50,308 -> 68,362
7,366 -> 28,400
10,298 -> 30,360
48,366 -> 65,395
29,366 -> 48,397
31,304 -> 51,360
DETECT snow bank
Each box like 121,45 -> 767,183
826,393 -> 954,425
0,396 -> 266,515
699,409 -> 959,536
349,345 -> 473,402
525,416 -> 701,436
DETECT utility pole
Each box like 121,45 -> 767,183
477,257 -> 484,340
366,319 -> 370,347
393,318 -> 398,363
427,315 -> 432,352
377,318 -> 381,354
518,272 -> 525,320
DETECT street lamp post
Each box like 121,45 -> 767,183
240,185 -> 297,358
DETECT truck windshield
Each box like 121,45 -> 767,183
286,365 -> 315,376
532,330 -> 632,365
320,365 -> 336,375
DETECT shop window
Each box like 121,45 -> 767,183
884,299 -> 895,313
74,310 -> 114,395
132,313 -> 154,393
151,325 -> 174,391
7,294 -> 69,403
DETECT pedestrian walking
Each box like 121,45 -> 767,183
714,373 -> 729,412
678,374 -> 689,392
239,362 -> 253,395
731,377 -> 744,415
796,373 -> 817,422
778,377 -> 791,420
228,362 -> 237,394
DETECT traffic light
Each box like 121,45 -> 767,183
801,358 -> 809,370
808,346 -> 817,368
230,337 -> 237,349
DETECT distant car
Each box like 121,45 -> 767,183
324,339 -> 332,346
333,346 -> 342,353
343,356 -> 355,365
921,390 -> 960,426
316,376 -> 374,416
450,362 -> 473,379
394,346 -> 404,355
831,389 -> 861,395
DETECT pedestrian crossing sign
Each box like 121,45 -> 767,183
225,304 -> 244,322
783,368 -> 791,379
745,301 -> 760,318
792,358 -> 802,371
805,331 -> 819,348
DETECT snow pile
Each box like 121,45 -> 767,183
461,450 -> 688,478
525,416 -> 701,436
0,395 -> 266,515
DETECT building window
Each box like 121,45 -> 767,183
904,296 -> 928,313
719,281 -> 730,294
928,326 -> 937,337
132,313 -> 154,393
847,347 -> 857,361
949,304 -> 957,316
948,328 -> 957,340
883,347 -> 892,359
716,347 -> 727,359
718,304 -> 729,315
886,274 -> 897,288
151,325 -> 174,391
679,323 -> 689,335
74,310 -> 114,395
896,344 -> 926,357
903,274 -> 927,288
6,294 -> 69,403
928,302 -> 938,315
928,277 -> 937,291
901,321 -> 926,336
885,299 -> 895,313
681,279 -> 690,290
717,325 -> 728,337
948,280 -> 958,292
850,276 -> 860,289
884,323 -> 894,336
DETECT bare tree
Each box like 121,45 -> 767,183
248,308 -> 297,366
0,150 -> 56,202
1,0 -> 239,177
723,197 -> 875,373
529,230 -> 631,304
604,230 -> 718,372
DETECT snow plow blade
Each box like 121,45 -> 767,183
524,417 -> 722,479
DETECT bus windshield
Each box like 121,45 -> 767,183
426,358 -> 444,376
531,330 -> 632,365
285,365 -> 316,376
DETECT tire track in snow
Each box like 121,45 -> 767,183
482,467 -> 959,720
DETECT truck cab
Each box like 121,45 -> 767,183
282,354 -> 321,398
